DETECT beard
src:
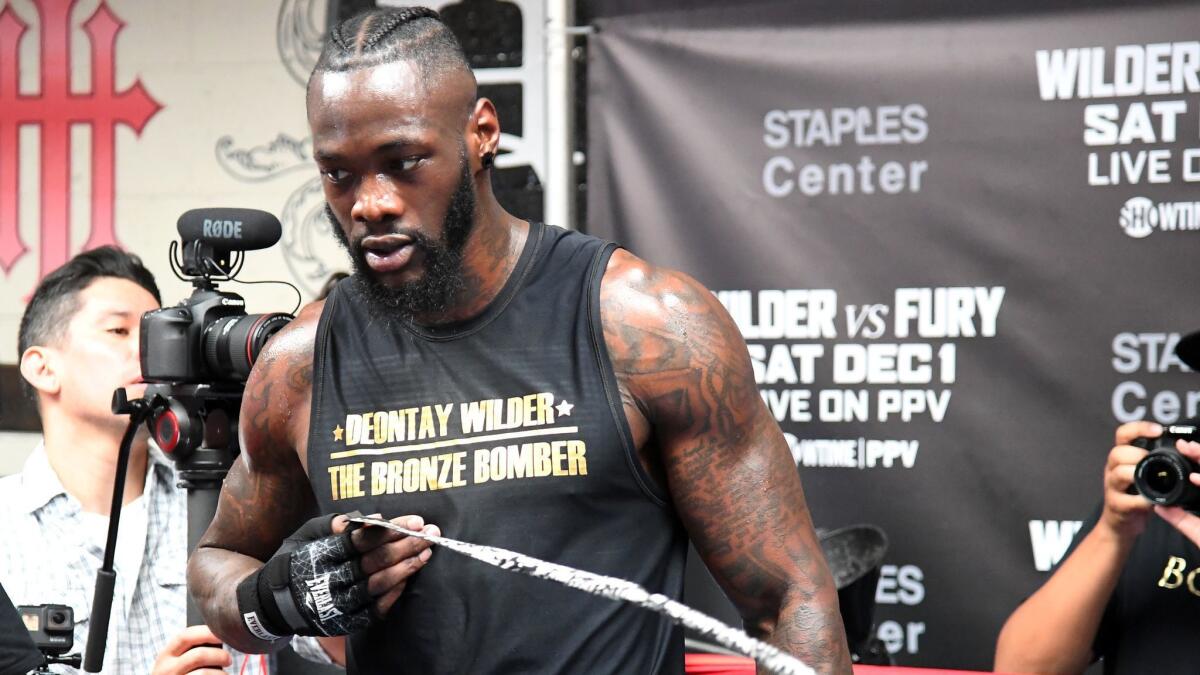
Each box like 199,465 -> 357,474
328,160 -> 477,322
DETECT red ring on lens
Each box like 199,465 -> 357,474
155,411 -> 180,453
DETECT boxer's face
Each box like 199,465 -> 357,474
309,61 -> 477,317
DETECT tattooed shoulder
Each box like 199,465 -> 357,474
240,300 -> 324,470
599,249 -> 759,434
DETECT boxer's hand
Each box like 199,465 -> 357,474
1100,421 -> 1161,541
236,512 -> 436,639
150,625 -> 231,675
1154,439 -> 1200,548
338,514 -> 439,618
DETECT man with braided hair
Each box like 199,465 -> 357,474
188,7 -> 852,674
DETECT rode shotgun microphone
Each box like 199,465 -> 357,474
177,208 -> 282,251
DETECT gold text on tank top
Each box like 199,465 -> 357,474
325,391 -> 589,500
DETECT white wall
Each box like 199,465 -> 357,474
1,0 -> 349,362
0,431 -> 39,476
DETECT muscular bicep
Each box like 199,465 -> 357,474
601,252 -> 830,631
199,452 -> 315,562
196,305 -> 321,561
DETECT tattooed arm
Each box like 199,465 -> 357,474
600,250 -> 852,674
188,301 -> 436,654
186,302 -> 326,653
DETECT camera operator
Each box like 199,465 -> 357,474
995,339 -> 1200,674
0,247 -> 338,673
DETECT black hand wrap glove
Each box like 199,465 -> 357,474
236,512 -> 375,640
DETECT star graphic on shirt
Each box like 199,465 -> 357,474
333,425 -> 344,442
555,399 -> 574,417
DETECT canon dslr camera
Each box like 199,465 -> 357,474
1134,422 -> 1200,513
140,208 -> 291,384
135,208 -> 292,459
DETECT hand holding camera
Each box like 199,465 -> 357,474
1103,420 -> 1200,548
1132,422 -> 1200,512
1100,421 -> 1163,542
1136,431 -> 1200,549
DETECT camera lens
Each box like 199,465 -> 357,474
1144,467 -> 1177,495
204,313 -> 292,380
49,610 -> 67,627
1136,449 -> 1193,505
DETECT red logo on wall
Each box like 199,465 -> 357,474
0,0 -> 161,285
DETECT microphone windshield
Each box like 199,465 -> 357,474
176,208 -> 282,251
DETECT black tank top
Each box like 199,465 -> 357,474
307,222 -> 687,674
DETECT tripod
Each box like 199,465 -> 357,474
81,387 -> 240,671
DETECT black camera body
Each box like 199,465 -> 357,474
141,288 -> 290,384
1133,423 -> 1200,512
18,604 -> 73,657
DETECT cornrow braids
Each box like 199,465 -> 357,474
309,6 -> 472,87
360,6 -> 439,50
328,21 -> 350,52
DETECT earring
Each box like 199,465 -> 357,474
482,151 -> 495,169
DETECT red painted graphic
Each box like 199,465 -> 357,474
0,0 -> 161,285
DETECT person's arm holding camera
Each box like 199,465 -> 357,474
995,421 -> 1162,673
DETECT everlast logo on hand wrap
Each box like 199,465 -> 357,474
304,572 -> 344,623
202,218 -> 243,238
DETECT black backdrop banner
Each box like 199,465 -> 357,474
587,1 -> 1200,669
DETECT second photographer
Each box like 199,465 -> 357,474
994,336 -> 1200,674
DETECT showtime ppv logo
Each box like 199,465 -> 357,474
0,0 -> 161,286
1119,196 -> 1200,239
